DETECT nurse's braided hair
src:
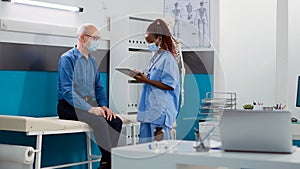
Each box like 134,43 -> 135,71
146,19 -> 176,57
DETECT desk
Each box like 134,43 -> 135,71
112,140 -> 300,169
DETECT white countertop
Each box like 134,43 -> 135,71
112,140 -> 300,169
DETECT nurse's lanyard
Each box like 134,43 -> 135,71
147,50 -> 165,75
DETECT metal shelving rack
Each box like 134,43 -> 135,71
198,92 -> 237,142
199,92 -> 237,121
201,92 -> 237,112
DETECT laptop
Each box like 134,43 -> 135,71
220,109 -> 295,154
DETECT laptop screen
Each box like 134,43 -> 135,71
220,110 -> 293,153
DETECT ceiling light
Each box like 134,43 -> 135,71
2,0 -> 84,12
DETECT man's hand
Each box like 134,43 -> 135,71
88,107 -> 105,117
101,106 -> 117,121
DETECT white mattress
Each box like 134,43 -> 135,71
117,114 -> 137,124
0,114 -> 139,133
0,115 -> 90,132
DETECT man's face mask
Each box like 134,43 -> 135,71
87,40 -> 99,52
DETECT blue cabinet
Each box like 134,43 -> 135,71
176,51 -> 214,140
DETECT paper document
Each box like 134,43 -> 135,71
115,68 -> 138,78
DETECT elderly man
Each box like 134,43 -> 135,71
57,23 -> 122,169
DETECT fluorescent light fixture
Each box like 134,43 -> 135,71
2,0 -> 84,12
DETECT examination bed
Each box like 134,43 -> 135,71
0,115 -> 100,169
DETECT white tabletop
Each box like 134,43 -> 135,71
112,140 -> 300,169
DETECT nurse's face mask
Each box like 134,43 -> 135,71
146,34 -> 161,52
147,40 -> 160,52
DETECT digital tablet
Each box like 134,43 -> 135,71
115,68 -> 138,78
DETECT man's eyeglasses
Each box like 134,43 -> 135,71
84,34 -> 101,41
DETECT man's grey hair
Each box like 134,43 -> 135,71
77,23 -> 94,35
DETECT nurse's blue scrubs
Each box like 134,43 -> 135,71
137,50 -> 180,143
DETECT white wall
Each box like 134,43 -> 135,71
0,0 -> 163,29
0,0 -> 163,47
288,0 -> 300,118
2,0 -> 293,113
219,0 -> 277,108
276,0 -> 288,106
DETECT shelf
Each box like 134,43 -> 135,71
200,92 -> 237,111
201,105 -> 235,110
202,98 -> 237,103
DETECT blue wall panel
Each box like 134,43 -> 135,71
293,140 -> 300,147
0,70 -> 108,169
0,71 -> 57,116
0,71 -> 108,117
176,74 -> 214,140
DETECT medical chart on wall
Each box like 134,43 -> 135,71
164,0 -> 210,48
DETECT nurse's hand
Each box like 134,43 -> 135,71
134,72 -> 148,83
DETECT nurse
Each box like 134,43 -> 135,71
134,19 -> 180,143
